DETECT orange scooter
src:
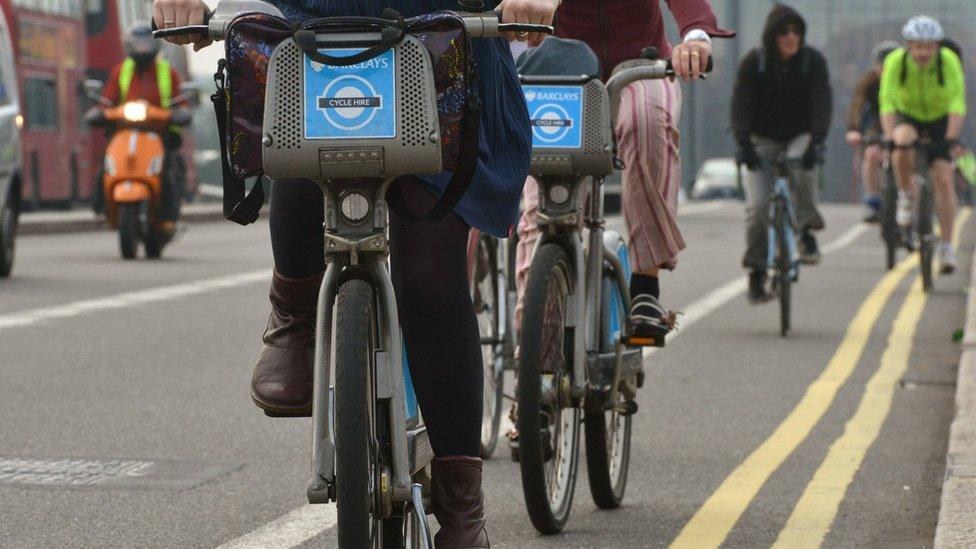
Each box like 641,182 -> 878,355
85,82 -> 194,259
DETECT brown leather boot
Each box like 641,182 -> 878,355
431,456 -> 490,548
250,269 -> 323,416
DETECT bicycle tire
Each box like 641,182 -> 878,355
334,279 -> 383,548
470,233 -> 504,459
585,238 -> 632,509
882,171 -> 899,270
775,197 -> 792,337
918,183 -> 934,292
517,243 -> 580,535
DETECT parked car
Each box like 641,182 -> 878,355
692,157 -> 741,200
0,4 -> 21,277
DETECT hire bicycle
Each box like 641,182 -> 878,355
514,49 -> 710,534
158,2 -> 551,546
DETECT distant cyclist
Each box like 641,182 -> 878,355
880,15 -> 967,274
846,41 -> 900,223
731,4 -> 832,303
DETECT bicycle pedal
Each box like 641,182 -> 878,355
613,400 -> 638,416
626,334 -> 665,348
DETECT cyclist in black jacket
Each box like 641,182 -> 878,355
731,3 -> 832,302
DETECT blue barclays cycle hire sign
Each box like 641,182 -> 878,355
303,48 -> 396,140
522,84 -> 584,149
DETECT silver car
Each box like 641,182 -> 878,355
0,6 -> 20,277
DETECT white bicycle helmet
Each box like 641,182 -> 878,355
871,40 -> 900,64
902,15 -> 944,42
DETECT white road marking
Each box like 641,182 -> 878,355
222,221 -> 869,549
216,504 -> 338,549
0,270 -> 270,332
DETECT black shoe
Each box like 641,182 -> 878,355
748,271 -> 771,304
626,294 -> 675,347
800,231 -> 821,265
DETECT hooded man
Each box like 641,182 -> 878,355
731,4 -> 832,303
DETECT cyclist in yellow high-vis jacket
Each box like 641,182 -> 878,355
880,15 -> 966,273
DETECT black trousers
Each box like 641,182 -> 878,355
269,177 -> 483,458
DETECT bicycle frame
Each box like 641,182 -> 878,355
767,169 -> 800,280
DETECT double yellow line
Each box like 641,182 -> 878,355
672,209 -> 970,549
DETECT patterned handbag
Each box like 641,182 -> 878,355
213,9 -> 482,225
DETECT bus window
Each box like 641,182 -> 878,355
23,77 -> 57,129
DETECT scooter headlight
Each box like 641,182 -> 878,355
104,156 -> 116,176
122,102 -> 148,122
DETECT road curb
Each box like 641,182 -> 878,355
18,203 -> 228,235
935,249 -> 976,548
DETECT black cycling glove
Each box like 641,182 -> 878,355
801,141 -> 823,170
736,142 -> 761,171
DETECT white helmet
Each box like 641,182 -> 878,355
902,15 -> 944,42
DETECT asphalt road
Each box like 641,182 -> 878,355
0,201 -> 970,548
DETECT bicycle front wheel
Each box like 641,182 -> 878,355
881,171 -> 899,270
517,243 -> 581,535
470,232 -> 504,459
775,197 -> 792,337
585,236 -> 633,509
334,279 -> 384,548
917,182 -> 934,292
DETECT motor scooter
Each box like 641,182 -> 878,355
85,81 -> 194,259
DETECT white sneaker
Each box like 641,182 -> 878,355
896,192 -> 913,227
939,244 -> 957,275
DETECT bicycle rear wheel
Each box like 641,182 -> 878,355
585,236 -> 632,509
917,183 -> 934,292
775,197 -> 792,337
334,279 -> 385,548
470,232 -> 503,459
881,170 -> 899,270
517,243 -> 581,535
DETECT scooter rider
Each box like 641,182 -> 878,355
88,24 -> 191,238
731,4 -> 832,303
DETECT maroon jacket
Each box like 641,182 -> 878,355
555,0 -> 734,80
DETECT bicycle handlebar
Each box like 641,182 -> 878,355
152,1 -> 553,41
606,56 -> 712,123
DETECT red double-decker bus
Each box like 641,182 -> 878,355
0,0 -> 89,208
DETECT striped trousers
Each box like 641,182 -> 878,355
515,78 -> 685,325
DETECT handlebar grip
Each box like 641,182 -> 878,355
151,9 -> 212,39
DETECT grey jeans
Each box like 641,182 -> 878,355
742,133 -> 825,271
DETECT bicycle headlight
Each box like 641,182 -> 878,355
122,102 -> 148,122
340,191 -> 370,223
548,184 -> 570,205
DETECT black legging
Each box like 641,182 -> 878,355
269,177 -> 483,458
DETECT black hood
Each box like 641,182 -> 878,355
762,4 -> 806,52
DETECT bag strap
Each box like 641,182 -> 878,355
386,62 -> 483,222
212,59 -> 264,226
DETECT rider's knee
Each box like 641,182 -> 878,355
891,124 -> 917,146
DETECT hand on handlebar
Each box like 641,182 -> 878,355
670,40 -> 711,82
845,130 -> 862,148
153,0 -> 212,50
496,0 -> 558,47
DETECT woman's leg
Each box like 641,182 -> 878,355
389,178 -> 489,548
251,178 -> 325,415
389,178 -> 482,457
616,78 -> 684,340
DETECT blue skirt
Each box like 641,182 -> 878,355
270,0 -> 531,237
